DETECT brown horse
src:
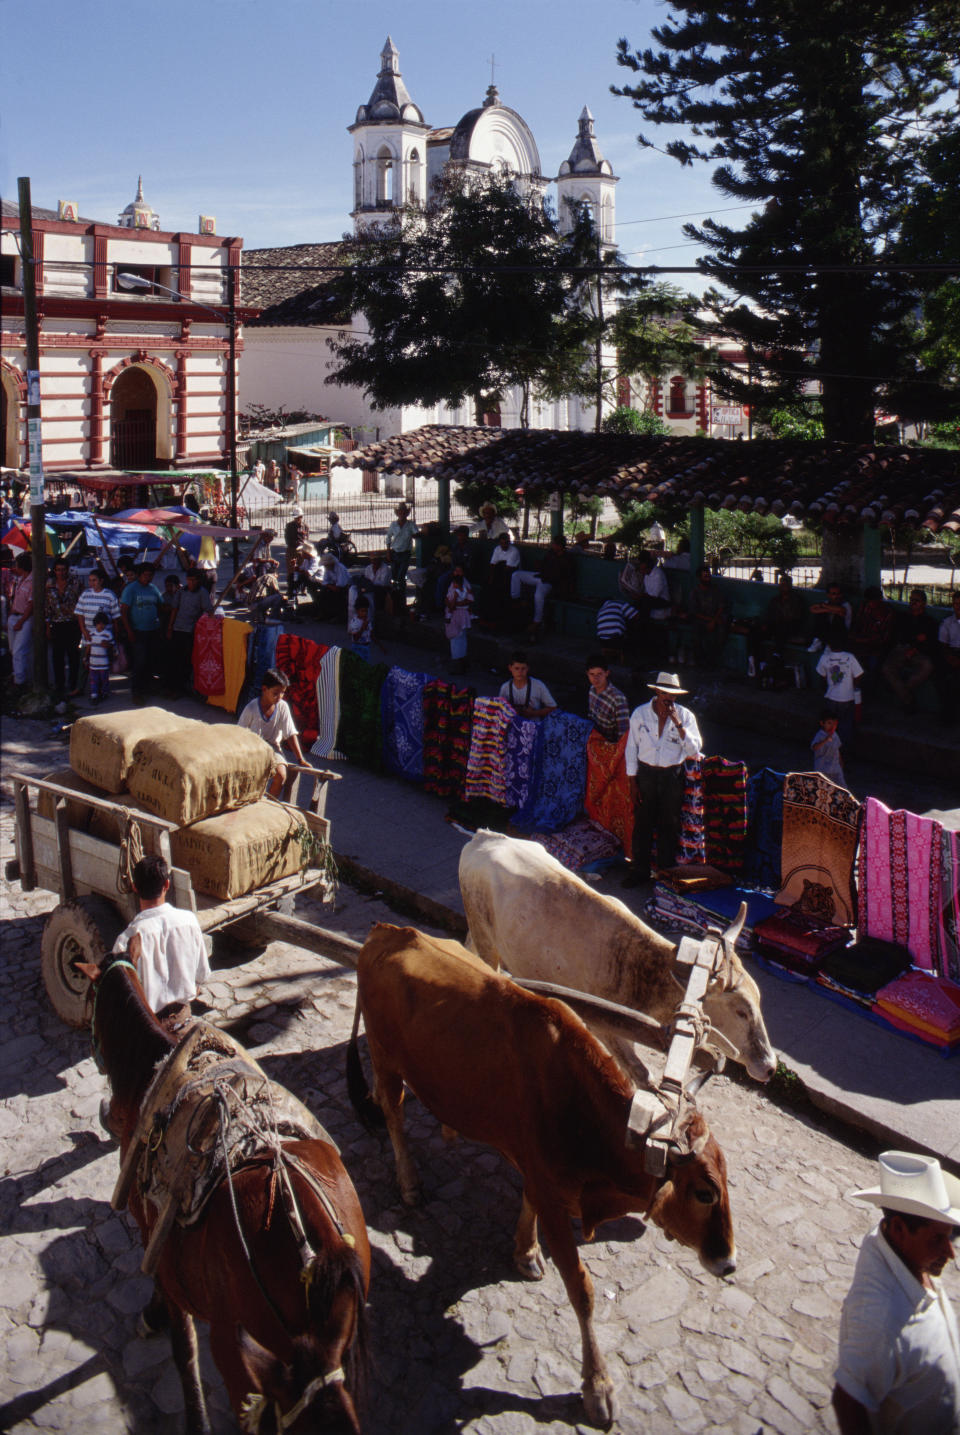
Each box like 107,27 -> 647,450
83,951 -> 370,1435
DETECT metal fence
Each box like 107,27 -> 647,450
242,490 -> 478,552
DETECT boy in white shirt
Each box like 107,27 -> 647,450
237,667 -> 306,798
816,621 -> 864,750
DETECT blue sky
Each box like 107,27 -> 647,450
1,0 -> 736,282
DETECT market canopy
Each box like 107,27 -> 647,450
333,425 -> 960,533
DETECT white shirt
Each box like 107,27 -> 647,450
471,515 -> 512,541
75,586 -> 120,634
112,904 -> 210,1012
363,562 -> 392,588
644,566 -> 671,619
939,613 -> 960,651
319,559 -> 351,588
386,518 -> 418,553
238,695 -> 298,754
499,676 -> 555,711
817,648 -> 864,703
835,1226 -> 960,1433
490,543 -> 521,570
625,699 -> 702,773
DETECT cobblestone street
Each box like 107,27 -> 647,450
1,796 -> 957,1435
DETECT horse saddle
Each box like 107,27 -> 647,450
112,1021 -> 337,1274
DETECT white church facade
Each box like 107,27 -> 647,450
239,38 -> 620,446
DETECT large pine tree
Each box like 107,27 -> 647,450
613,1 -> 959,441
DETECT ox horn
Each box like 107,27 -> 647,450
718,902 -> 747,986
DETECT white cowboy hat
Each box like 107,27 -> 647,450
290,506 -> 303,517
649,672 -> 688,696
851,1151 -> 960,1226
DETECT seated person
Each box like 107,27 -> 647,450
686,564 -> 728,666
809,582 -> 853,652
936,590 -> 960,725
511,534 -> 576,637
498,650 -> 556,719
110,854 -> 210,1023
292,542 -> 322,596
596,598 -> 640,657
747,573 -> 808,668
849,585 -> 895,691
882,587 -> 938,713
479,531 -> 521,626
312,552 -> 351,618
237,666 -> 306,798
470,502 -> 513,541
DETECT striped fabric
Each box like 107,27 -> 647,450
702,755 -> 749,873
311,645 -> 344,759
595,600 -> 638,641
463,697 -> 514,805
423,680 -> 475,799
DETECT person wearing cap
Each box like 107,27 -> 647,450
470,502 -> 512,542
833,1149 -> 960,1433
385,503 -> 419,595
284,508 -> 309,597
291,541 -> 322,597
622,673 -> 702,887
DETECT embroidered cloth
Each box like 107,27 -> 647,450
381,667 -> 431,781
774,772 -> 860,926
275,633 -> 327,745
525,711 -> 592,833
192,615 -> 224,697
504,714 -> 540,815
584,731 -> 633,854
744,768 -> 787,891
702,755 -> 749,873
423,681 -> 475,799
940,827 -> 960,986
532,818 -> 622,871
678,758 -> 707,865
859,797 -> 947,974
463,697 -> 514,804
873,970 -> 960,1047
207,618 -> 253,714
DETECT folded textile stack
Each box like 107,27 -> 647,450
816,937 -> 912,1009
648,884 -> 780,952
531,818 -> 621,873
872,969 -> 960,1051
753,910 -> 850,977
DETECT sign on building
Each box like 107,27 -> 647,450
712,405 -> 743,426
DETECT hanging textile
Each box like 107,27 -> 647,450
678,758 -> 706,865
380,667 -> 432,781
504,714 -> 540,815
584,731 -> 633,855
207,617 -> 253,714
939,827 -> 960,986
744,768 -> 787,891
311,646 -> 343,760
275,633 -> 327,745
243,623 -> 281,707
774,772 -> 860,927
701,755 -> 749,873
532,818 -> 622,872
335,651 -> 389,769
463,697 -> 514,805
192,614 -> 224,697
422,680 -> 475,799
859,798 -> 946,974
525,711 -> 593,834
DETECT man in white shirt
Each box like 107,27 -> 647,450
111,855 -> 210,1020
237,666 -> 306,797
623,672 -> 702,887
834,1150 -> 960,1435
498,651 -> 556,719
470,502 -> 513,541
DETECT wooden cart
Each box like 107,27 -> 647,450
6,766 -> 361,1028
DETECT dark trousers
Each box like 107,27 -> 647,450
131,630 -> 159,696
50,619 -> 81,692
169,629 -> 196,691
631,762 -> 686,875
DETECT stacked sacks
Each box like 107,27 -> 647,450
70,708 -> 201,793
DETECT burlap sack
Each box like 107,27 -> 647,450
70,709 -> 199,794
170,800 -> 309,900
128,726 -> 273,826
38,768 -> 99,832
38,769 -> 164,855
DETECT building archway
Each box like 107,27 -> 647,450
108,363 -> 173,470
0,364 -> 24,468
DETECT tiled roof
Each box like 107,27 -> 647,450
241,242 -> 348,326
334,424 -> 960,532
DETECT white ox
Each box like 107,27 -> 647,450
459,830 -> 777,1084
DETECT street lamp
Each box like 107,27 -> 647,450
116,269 -> 240,570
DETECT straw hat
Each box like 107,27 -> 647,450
851,1151 -> 960,1225
649,672 -> 688,696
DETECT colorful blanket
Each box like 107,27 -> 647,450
532,818 -> 622,871
585,732 -> 633,855
275,633 -> 327,745
744,768 -> 786,891
702,755 -> 748,873
240,622 -> 280,712
464,697 -> 514,805
311,645 -> 342,760
380,667 -> 431,782
774,773 -> 860,926
525,711 -> 593,834
873,970 -> 960,1048
679,758 -> 707,865
336,652 -> 388,769
859,797 -> 948,975
192,614 -> 224,697
423,681 -> 475,799
504,715 -> 541,815
207,617 -> 253,714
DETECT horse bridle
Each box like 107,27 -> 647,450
239,1368 -> 345,1434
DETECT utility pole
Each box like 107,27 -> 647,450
18,177 -> 48,692
227,263 -> 239,573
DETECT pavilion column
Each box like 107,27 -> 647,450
437,475 -> 450,536
862,524 -> 882,590
550,494 -> 564,542
689,504 -> 705,571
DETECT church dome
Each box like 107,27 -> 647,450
448,86 -> 542,178
354,37 -> 427,126
118,176 -> 160,230
558,107 -> 613,177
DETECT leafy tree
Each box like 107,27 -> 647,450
613,2 -> 960,442
602,406 -> 671,436
325,171 -> 591,426
611,282 -> 713,412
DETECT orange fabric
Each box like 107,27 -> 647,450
585,731 -> 633,854
207,618 -> 253,713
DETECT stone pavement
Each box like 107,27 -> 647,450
2,788 -> 960,1435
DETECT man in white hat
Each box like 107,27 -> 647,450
833,1150 -> 960,1433
622,672 -> 702,887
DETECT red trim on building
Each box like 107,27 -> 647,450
89,349 -> 103,463
1,293 -> 257,324
177,240 -> 192,300
697,383 -> 709,430
93,234 -> 108,298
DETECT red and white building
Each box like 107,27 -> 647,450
1,182 -> 247,473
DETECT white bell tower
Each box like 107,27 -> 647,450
556,107 -> 617,246
349,37 -> 430,233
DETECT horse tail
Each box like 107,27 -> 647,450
346,994 -> 384,1132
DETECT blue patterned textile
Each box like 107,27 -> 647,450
239,623 -> 280,712
521,711 -> 593,833
381,667 -> 431,781
505,715 -> 541,819
744,767 -> 786,891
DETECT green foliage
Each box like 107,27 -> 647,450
602,406 -> 671,436
761,407 -> 826,441
609,500 -> 658,548
613,3 -> 960,442
611,282 -> 712,401
452,481 -> 520,521
693,510 -> 802,572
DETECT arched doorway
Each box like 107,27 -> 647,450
1,369 -> 22,468
110,366 -> 158,469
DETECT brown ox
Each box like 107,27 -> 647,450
347,923 -> 735,1429
459,830 -> 777,1083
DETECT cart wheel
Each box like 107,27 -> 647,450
41,897 -> 124,1028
